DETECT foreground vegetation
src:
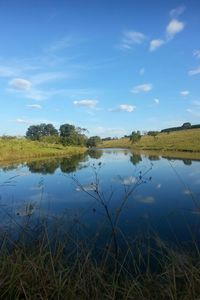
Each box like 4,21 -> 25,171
100,128 -> 200,154
0,137 -> 86,164
0,221 -> 200,300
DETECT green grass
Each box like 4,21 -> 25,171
0,137 -> 86,164
100,128 -> 200,157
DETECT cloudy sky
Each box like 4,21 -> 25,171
0,0 -> 200,137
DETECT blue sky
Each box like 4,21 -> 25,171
0,0 -> 200,137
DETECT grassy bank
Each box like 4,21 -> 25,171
0,138 -> 86,164
0,224 -> 200,300
100,128 -> 200,155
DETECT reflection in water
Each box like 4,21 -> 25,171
26,153 -> 88,174
148,155 -> 160,161
0,148 -> 200,249
88,149 -> 103,159
130,153 -> 142,165
27,159 -> 60,174
183,159 -> 192,166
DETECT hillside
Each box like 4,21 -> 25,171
100,128 -> 200,153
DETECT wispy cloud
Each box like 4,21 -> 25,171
139,68 -> 145,75
9,78 -> 31,91
15,118 -> 32,125
94,126 -> 127,137
119,104 -> 135,112
73,99 -> 98,108
193,50 -> 200,59
110,104 -> 136,113
131,83 -> 152,94
149,7 -> 185,52
31,72 -> 68,85
47,36 -> 73,52
188,66 -> 200,76
149,39 -> 165,52
169,5 -> 185,18
120,30 -> 146,49
180,90 -> 190,96
0,66 -> 19,77
26,104 -> 42,109
154,98 -> 160,104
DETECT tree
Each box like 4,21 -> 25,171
182,122 -> 191,129
86,136 -> 101,148
129,131 -> 141,143
26,123 -> 58,140
59,124 -> 76,137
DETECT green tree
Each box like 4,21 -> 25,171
26,123 -> 58,140
129,131 -> 141,143
86,136 -> 101,148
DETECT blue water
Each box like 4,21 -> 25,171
0,149 -> 200,244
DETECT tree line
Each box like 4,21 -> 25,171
26,123 -> 101,147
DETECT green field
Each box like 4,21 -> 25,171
100,128 -> 200,156
0,138 -> 86,164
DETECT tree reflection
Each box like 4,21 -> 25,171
148,155 -> 160,161
88,149 -> 103,159
60,153 -> 87,173
27,153 -> 88,174
130,154 -> 142,165
27,159 -> 60,174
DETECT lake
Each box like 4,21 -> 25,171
0,148 -> 200,248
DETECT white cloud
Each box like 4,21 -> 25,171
149,39 -> 165,52
73,99 -> 98,108
131,83 -> 152,94
188,66 -> 200,76
169,6 -> 185,18
154,98 -> 160,104
166,19 -> 185,39
27,104 -> 42,109
180,90 -> 189,96
9,78 -> 31,90
119,104 -> 135,112
121,30 -> 145,49
193,50 -> 200,59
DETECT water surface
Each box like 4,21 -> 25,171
0,149 -> 200,245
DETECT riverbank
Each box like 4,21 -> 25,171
100,128 -> 200,157
0,138 -> 87,164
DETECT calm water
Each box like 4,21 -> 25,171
0,148 -> 200,245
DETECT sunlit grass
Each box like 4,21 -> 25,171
0,137 -> 86,163
100,129 -> 200,154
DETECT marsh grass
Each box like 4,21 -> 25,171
0,137 -> 86,164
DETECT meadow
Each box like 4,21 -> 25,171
0,137 -> 86,164
100,128 -> 200,157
